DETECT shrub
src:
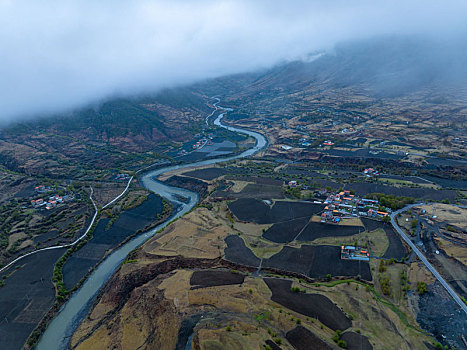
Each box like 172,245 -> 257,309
333,330 -> 342,343
380,277 -> 392,296
446,225 -> 457,233
416,282 -> 427,295
378,260 -> 386,273
337,340 -> 347,348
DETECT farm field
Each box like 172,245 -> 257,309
68,157 -> 443,349
182,167 -> 228,180
161,162 -> 464,349
3,32 -> 467,350
264,278 -> 351,331
190,270 -> 245,289
263,245 -> 373,281
62,193 -> 169,289
286,326 -> 333,350
296,222 -> 364,241
224,235 -> 261,268
228,198 -> 323,224
263,217 -> 311,243
0,248 -> 66,350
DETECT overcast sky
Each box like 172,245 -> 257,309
0,0 -> 466,123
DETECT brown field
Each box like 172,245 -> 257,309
70,160 -> 440,350
143,207 -> 233,259
313,227 -> 389,257
73,262 -> 433,350
434,237 -> 467,265
418,204 -> 467,231
407,262 -> 436,285
90,181 -> 128,207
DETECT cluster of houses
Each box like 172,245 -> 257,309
341,245 -> 370,261
363,168 -> 380,177
192,135 -> 213,150
35,185 -> 51,193
321,190 -> 359,222
115,173 -> 130,181
321,190 -> 389,223
357,198 -> 389,218
299,137 -> 312,147
31,194 -> 73,210
340,127 -> 355,134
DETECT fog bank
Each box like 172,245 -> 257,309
0,0 -> 466,122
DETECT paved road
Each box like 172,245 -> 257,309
391,204 -> 467,314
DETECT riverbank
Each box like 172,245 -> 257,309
35,101 -> 267,349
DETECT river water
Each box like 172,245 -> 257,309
37,106 -> 267,349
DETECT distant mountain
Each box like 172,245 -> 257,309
223,36 -> 467,99
1,88 -> 210,152
0,89 -> 211,176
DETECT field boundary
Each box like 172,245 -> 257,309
0,188 -> 99,274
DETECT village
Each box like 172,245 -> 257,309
287,180 -> 389,223
177,133 -> 214,156
30,185 -> 75,210
320,190 -> 389,223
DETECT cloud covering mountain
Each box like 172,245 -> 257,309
1,0 -> 466,123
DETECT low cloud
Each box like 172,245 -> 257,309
0,0 -> 466,122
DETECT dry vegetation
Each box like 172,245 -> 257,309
71,179 -> 435,350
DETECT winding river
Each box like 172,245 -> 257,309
37,100 -> 267,350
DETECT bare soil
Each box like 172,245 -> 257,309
190,269 -> 245,289
360,218 -> 384,232
263,245 -> 372,281
182,167 -> 228,180
263,217 -> 310,243
286,326 -> 333,350
62,194 -> 166,289
0,248 -> 66,350
264,278 -> 352,331
228,198 -> 323,224
224,235 -> 261,268
382,226 -> 409,260
341,331 -> 373,350
297,222 -> 364,241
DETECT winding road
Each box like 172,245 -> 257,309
36,99 -> 267,350
390,204 -> 467,314
0,187 -> 99,274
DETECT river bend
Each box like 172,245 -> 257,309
37,101 -> 267,349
